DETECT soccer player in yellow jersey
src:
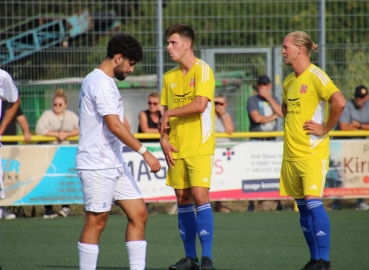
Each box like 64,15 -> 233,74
280,31 -> 346,270
158,24 -> 216,270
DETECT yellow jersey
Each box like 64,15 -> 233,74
283,64 -> 339,160
161,58 -> 215,159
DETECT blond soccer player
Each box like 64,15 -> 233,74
280,31 -> 346,270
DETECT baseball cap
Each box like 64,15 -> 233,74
354,85 -> 368,98
257,75 -> 271,85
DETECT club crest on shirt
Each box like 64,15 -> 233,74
300,84 -> 308,94
189,78 -> 195,87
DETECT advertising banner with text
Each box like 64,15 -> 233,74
0,140 -> 368,206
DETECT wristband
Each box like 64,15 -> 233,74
137,145 -> 147,155
222,113 -> 228,119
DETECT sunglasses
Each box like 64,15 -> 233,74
148,101 -> 158,105
53,103 -> 63,107
214,101 -> 225,106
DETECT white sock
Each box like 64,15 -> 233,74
126,240 -> 147,270
78,241 -> 99,270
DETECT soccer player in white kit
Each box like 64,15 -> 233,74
0,69 -> 20,200
76,34 -> 161,270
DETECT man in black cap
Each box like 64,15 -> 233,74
338,85 -> 369,134
246,75 -> 284,212
247,75 -> 283,140
336,85 -> 369,210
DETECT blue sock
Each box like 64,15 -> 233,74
178,204 -> 197,259
196,203 -> 214,260
306,199 -> 331,261
296,199 -> 319,260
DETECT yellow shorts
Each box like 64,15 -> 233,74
166,155 -> 214,189
280,159 -> 328,199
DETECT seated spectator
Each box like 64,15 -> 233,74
138,91 -> 162,142
138,92 -> 162,214
247,76 -> 283,211
36,89 -> 79,218
0,100 -> 32,219
335,85 -> 369,210
214,94 -> 234,213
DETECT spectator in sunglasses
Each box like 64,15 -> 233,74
214,94 -> 234,213
137,91 -> 162,143
36,88 -> 79,219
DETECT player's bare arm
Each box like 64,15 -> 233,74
303,91 -> 346,136
159,106 -> 178,168
105,114 -> 161,173
0,97 -> 20,135
281,102 -> 288,118
158,95 -> 209,134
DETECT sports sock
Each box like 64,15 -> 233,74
296,199 -> 319,260
178,204 -> 197,258
196,203 -> 214,260
78,241 -> 99,270
126,240 -> 147,270
306,199 -> 331,261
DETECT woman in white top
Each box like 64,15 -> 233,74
36,88 -> 79,144
36,88 -> 79,218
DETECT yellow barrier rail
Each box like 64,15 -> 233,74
1,130 -> 368,142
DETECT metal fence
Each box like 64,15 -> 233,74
1,0 -> 369,132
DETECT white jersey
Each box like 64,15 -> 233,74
76,69 -> 125,170
0,69 -> 19,118
0,69 -> 19,199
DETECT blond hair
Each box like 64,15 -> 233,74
286,31 -> 318,56
148,91 -> 160,99
53,88 -> 68,103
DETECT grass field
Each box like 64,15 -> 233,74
0,210 -> 368,270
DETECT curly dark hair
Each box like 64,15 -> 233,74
106,33 -> 143,62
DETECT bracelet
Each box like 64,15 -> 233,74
137,145 -> 147,155
222,113 -> 228,119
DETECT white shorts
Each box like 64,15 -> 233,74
77,164 -> 142,213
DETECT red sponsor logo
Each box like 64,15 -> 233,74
189,78 -> 195,87
300,84 -> 308,94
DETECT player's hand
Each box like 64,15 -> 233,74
303,120 -> 326,136
158,112 -> 170,135
160,136 -> 178,168
142,151 -> 161,173
351,120 -> 360,129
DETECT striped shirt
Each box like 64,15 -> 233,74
282,64 -> 339,160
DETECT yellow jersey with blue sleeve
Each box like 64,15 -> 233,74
283,64 -> 339,161
161,58 -> 215,159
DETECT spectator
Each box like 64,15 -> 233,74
0,100 -> 32,219
137,91 -> 162,214
214,94 -> 234,213
247,75 -> 283,140
335,85 -> 369,210
36,88 -> 79,218
138,91 -> 162,142
246,76 -> 284,212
